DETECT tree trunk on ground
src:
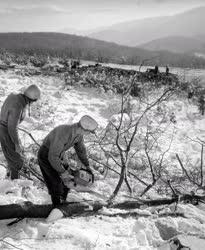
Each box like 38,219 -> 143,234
0,194 -> 204,220
0,201 -> 104,220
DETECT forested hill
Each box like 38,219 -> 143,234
0,32 -> 205,68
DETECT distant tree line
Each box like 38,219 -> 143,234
0,32 -> 205,68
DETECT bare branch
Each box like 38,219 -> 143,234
90,155 -> 149,186
176,154 -> 192,181
140,179 -> 158,197
200,144 -> 204,186
18,127 -> 40,147
124,171 -> 132,194
185,135 -> 205,146
98,144 -> 121,168
145,148 -> 156,182
176,153 -> 200,187
127,88 -> 174,152
167,180 -> 178,197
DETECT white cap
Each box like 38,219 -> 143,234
79,115 -> 98,133
24,84 -> 41,100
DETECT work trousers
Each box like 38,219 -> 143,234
0,124 -> 23,179
38,145 -> 69,206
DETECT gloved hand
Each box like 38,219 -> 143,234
60,170 -> 74,187
86,167 -> 95,183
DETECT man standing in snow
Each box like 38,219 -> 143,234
0,84 -> 41,180
166,65 -> 169,75
37,115 -> 98,206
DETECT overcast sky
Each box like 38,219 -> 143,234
0,0 -> 205,32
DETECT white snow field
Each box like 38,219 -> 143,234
0,69 -> 205,250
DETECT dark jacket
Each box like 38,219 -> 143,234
0,93 -> 27,146
41,123 -> 89,173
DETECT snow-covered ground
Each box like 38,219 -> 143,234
0,69 -> 205,250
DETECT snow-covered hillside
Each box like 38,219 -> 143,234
0,69 -> 205,250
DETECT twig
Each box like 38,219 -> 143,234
7,218 -> 24,227
197,137 -> 205,145
185,135 -> 204,145
0,239 -> 23,250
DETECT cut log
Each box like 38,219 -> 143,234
0,194 -> 204,220
0,201 -> 105,220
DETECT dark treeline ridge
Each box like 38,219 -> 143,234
0,32 -> 205,69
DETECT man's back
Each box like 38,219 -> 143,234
42,123 -> 81,151
41,123 -> 89,172
0,93 -> 26,124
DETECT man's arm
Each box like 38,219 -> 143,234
48,136 -> 66,174
74,136 -> 95,182
7,107 -> 22,146
74,136 -> 89,167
